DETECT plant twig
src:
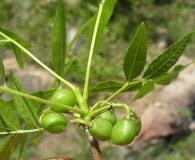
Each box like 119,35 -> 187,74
84,126 -> 102,160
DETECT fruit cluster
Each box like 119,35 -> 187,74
89,111 -> 141,146
40,89 -> 141,146
40,89 -> 76,134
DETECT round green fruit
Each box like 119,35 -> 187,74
89,118 -> 113,141
41,112 -> 67,134
111,118 -> 136,146
97,111 -> 117,125
50,89 -> 76,113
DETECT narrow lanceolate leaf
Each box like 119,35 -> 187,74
11,43 -> 24,68
0,134 -> 22,160
88,0 -> 117,53
90,80 -> 141,92
133,81 -> 155,101
153,64 -> 191,85
0,100 -> 20,131
143,31 -> 195,79
10,72 -> 39,128
123,22 -> 147,82
0,27 -> 31,69
52,0 -> 66,77
0,56 -> 6,85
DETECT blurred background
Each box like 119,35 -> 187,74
0,0 -> 195,159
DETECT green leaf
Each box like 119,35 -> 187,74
0,134 -> 22,160
88,0 -> 117,53
0,56 -> 6,85
143,31 -> 195,79
0,27 -> 31,69
9,72 -> 39,128
133,81 -> 155,100
0,99 -> 20,131
52,0 -> 66,77
90,80 -> 141,92
11,43 -> 24,68
153,64 -> 191,85
123,22 -> 147,82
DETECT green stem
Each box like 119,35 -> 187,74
69,118 -> 92,127
105,82 -> 129,102
87,105 -> 111,120
105,79 -> 144,103
0,32 -> 76,92
112,103 -> 131,119
83,0 -> 105,104
0,31 -> 86,110
0,86 -> 88,116
0,128 -> 44,135
88,103 -> 136,120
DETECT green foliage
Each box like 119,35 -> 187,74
0,134 -> 22,160
0,99 -> 20,131
52,0 -> 66,78
133,81 -> 155,100
153,64 -> 191,85
10,72 -> 39,127
90,80 -> 141,92
123,22 -> 147,82
0,0 -> 194,159
143,31 -> 195,79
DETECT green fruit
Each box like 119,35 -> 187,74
41,112 -> 67,134
111,118 -> 136,146
89,118 -> 113,141
50,89 -> 76,113
97,111 -> 117,125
